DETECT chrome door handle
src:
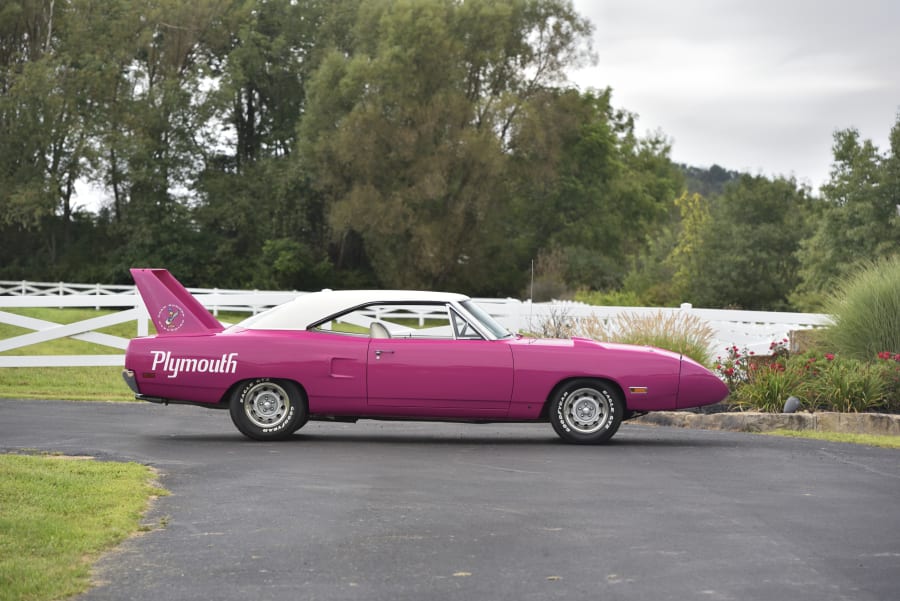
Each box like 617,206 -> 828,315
374,349 -> 395,360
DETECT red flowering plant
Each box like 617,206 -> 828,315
714,345 -> 752,391
768,338 -> 790,363
731,358 -> 808,412
718,340 -> 900,413
874,351 -> 900,412
714,339 -> 790,391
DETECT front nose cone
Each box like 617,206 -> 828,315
678,357 -> 729,409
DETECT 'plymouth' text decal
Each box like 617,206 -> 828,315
150,351 -> 238,379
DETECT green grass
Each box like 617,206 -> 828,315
0,307 -> 144,356
0,366 -> 135,401
764,429 -> 900,449
0,453 -> 168,601
0,308 -> 247,401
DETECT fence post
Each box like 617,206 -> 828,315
136,295 -> 150,337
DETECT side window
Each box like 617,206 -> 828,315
311,315 -> 369,336
450,308 -> 483,340
314,303 -> 456,339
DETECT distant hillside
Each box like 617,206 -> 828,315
679,164 -> 742,198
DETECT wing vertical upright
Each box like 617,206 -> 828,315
130,268 -> 224,336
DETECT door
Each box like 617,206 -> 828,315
366,338 -> 513,417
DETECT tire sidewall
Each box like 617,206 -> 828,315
230,378 -> 307,440
550,379 -> 623,444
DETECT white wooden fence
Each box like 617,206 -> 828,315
0,279 -> 831,368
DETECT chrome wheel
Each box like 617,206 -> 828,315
244,382 -> 291,428
230,378 -> 308,441
242,381 -> 291,429
561,387 -> 611,434
549,379 -> 624,444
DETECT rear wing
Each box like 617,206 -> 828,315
131,268 -> 224,336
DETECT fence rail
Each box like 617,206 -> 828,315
0,280 -> 831,368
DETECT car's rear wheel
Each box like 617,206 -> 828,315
549,379 -> 624,444
229,379 -> 308,441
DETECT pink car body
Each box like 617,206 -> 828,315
123,269 -> 728,443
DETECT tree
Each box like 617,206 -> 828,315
192,0 -> 351,288
792,118 -> 900,310
680,163 -> 741,198
0,0 -> 94,229
670,175 -> 812,310
300,0 -> 594,292
85,0 -> 244,282
0,0 -> 142,280
509,88 -> 682,293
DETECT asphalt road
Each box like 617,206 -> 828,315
2,399 -> 899,601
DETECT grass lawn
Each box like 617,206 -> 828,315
0,453 -> 167,601
0,366 -> 135,401
0,308 -> 134,400
0,307 -> 243,401
764,429 -> 900,449
0,307 -> 145,355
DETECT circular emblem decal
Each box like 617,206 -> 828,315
158,304 -> 185,332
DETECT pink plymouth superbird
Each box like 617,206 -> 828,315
123,269 -> 728,443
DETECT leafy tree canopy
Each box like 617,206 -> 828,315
1,0 -> 896,313
792,118 -> 900,310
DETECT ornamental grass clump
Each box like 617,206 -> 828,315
823,257 -> 900,359
552,309 -> 715,365
571,313 -> 613,341
610,310 -> 715,365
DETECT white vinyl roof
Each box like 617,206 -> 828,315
235,289 -> 470,331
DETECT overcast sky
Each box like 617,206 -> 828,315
568,0 -> 900,191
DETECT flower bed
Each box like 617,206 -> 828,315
714,341 -> 900,414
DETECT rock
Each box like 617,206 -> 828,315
783,396 -> 801,413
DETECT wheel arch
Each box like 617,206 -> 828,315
539,376 -> 627,420
218,377 -> 309,407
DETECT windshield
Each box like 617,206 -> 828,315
461,300 -> 513,339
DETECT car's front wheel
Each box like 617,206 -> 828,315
549,379 -> 624,444
229,378 -> 308,441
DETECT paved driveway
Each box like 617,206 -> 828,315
2,399 -> 899,601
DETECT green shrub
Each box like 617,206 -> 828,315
869,354 -> 900,412
730,349 -> 898,413
731,359 -> 809,413
574,288 -> 644,307
807,356 -> 888,413
823,257 -> 900,359
714,340 -> 788,392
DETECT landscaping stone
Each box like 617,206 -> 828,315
815,412 -> 842,433
633,411 -> 900,436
